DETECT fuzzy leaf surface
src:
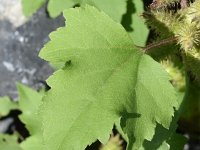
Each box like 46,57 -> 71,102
39,6 -> 178,150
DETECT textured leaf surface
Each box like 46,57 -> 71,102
0,134 -> 22,150
22,0 -> 46,17
47,0 -> 126,22
39,6 -> 178,150
20,135 -> 47,150
0,97 -> 18,117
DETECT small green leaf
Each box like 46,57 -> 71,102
17,83 -> 43,135
82,0 -> 126,23
0,97 -> 18,117
39,5 -> 178,150
22,0 -> 46,17
130,0 -> 149,46
48,0 -> 149,45
16,84 -> 47,150
122,0 -> 149,46
0,134 -> 22,150
47,0 -> 80,18
47,0 -> 126,22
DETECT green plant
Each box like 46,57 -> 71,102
22,0 -> 149,46
0,0 -> 200,150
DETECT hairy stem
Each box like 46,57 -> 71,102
144,36 -> 178,53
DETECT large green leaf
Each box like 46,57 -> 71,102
22,0 -> 46,17
39,5 -> 178,150
20,135 -> 47,150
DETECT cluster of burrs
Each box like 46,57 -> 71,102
178,0 -> 200,51
146,0 -> 200,84
147,0 -> 200,53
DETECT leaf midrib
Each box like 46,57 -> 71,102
55,51 -> 143,150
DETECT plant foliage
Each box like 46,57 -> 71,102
21,0 -> 149,46
39,5 -> 179,150
22,0 -> 46,17
1,0 -> 200,150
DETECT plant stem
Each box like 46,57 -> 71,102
144,36 -> 178,53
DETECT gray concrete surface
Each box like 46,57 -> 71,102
0,0 -> 26,27
0,0 -> 64,98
